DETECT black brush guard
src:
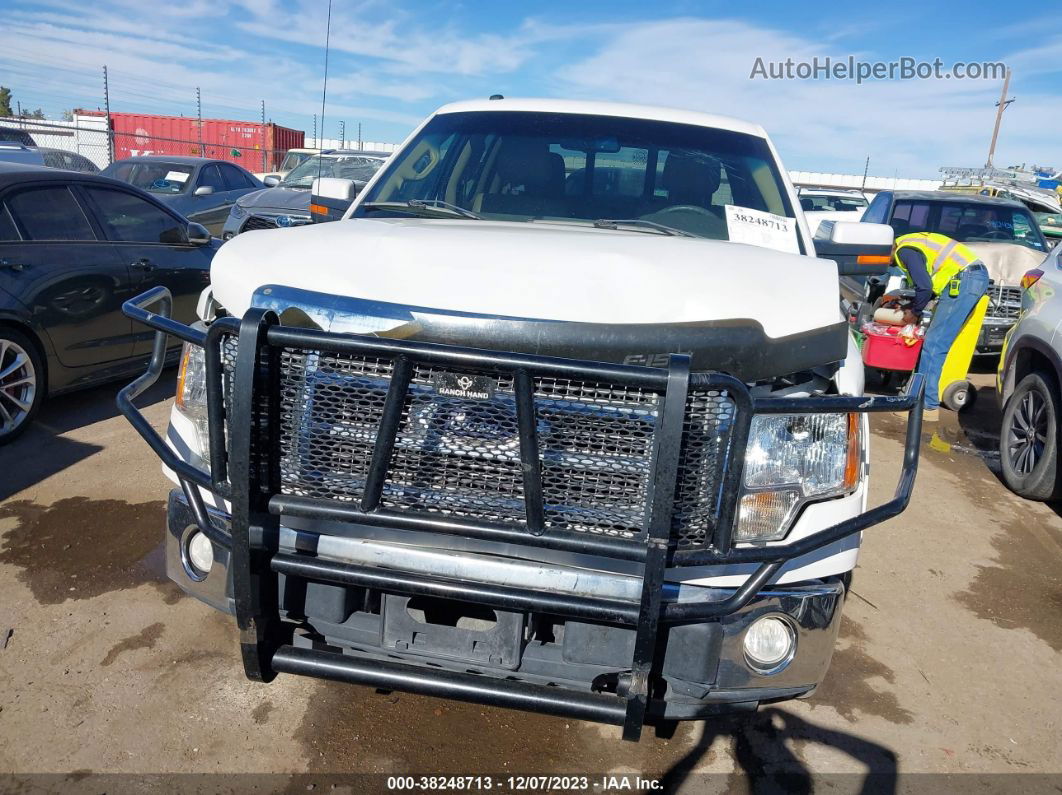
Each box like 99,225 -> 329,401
118,287 -> 925,741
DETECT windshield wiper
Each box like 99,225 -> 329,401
592,218 -> 697,237
592,219 -> 696,237
361,200 -> 481,220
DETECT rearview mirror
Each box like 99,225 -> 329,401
814,220 -> 895,276
186,222 -> 211,245
310,177 -> 358,223
263,175 -> 281,187
193,185 -> 214,197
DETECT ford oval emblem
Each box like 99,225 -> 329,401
276,215 -> 292,228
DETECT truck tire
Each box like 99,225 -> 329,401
0,327 -> 44,445
999,371 -> 1061,501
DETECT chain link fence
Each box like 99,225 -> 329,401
0,115 -> 398,176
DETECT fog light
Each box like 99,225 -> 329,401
743,616 -> 795,673
186,531 -> 214,575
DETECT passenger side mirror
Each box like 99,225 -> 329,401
186,222 -> 211,245
814,220 -> 895,276
193,185 -> 214,197
310,177 -> 358,223
263,175 -> 281,187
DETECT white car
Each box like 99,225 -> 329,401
996,239 -> 1062,500
118,97 -> 916,740
253,147 -> 322,181
798,188 -> 869,237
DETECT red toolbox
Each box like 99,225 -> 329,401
861,324 -> 923,372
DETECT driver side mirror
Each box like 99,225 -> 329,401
814,220 -> 895,276
263,175 -> 281,187
186,222 -> 211,245
310,177 -> 358,223
193,185 -> 214,197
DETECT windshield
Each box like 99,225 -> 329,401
892,199 -> 1049,252
106,161 -> 194,194
282,154 -> 385,188
800,193 -> 867,212
279,150 -> 315,172
353,111 -> 795,240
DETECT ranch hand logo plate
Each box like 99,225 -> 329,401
432,372 -> 496,401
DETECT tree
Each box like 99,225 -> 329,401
27,108 -> 45,120
62,109 -> 73,122
0,87 -> 11,117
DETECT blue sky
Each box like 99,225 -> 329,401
2,0 -> 1060,176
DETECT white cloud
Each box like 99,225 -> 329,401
553,18 -> 1061,176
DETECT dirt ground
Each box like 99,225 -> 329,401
0,366 -> 1060,793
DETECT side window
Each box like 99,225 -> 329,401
889,201 -> 931,234
0,204 -> 20,241
220,164 -> 254,190
6,186 -> 96,241
83,187 -> 184,244
197,165 -> 226,192
862,193 -> 890,224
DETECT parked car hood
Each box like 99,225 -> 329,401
964,242 -> 1048,286
212,216 -> 841,337
235,186 -> 310,213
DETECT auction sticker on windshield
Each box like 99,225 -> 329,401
725,205 -> 798,254
165,171 -> 190,183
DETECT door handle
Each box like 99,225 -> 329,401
130,258 -> 156,272
0,259 -> 27,272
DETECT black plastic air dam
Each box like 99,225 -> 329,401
253,285 -> 848,382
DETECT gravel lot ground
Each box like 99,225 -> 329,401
0,366 -> 1060,793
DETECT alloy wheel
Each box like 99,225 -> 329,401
0,338 -> 37,436
1007,389 -> 1048,475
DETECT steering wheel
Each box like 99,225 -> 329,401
654,204 -> 716,218
977,229 -> 1010,240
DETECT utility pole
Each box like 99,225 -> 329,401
357,122 -> 362,151
986,69 -> 1014,168
339,120 -> 345,148
260,99 -> 266,172
313,113 -> 317,148
195,86 -> 203,155
103,65 -> 113,165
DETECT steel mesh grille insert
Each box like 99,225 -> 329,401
276,348 -> 394,501
223,341 -> 737,552
672,389 -> 736,547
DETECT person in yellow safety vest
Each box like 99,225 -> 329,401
884,232 -> 989,421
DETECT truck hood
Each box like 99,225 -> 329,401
209,218 -> 847,379
234,186 -> 310,213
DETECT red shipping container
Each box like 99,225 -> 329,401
861,324 -> 924,372
106,112 -> 304,171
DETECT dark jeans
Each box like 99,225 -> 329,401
916,264 -> 990,409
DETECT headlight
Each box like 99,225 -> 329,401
736,413 -> 861,542
175,342 -> 210,460
230,203 -> 247,220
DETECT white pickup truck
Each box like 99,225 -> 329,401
119,97 -> 923,740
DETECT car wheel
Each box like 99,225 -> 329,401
0,328 -> 44,444
999,371 -> 1061,501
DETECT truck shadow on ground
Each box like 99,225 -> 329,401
659,707 -> 898,794
0,372 -> 175,500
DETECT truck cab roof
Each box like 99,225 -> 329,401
433,97 -> 769,139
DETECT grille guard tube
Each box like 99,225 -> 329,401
117,287 -> 924,741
